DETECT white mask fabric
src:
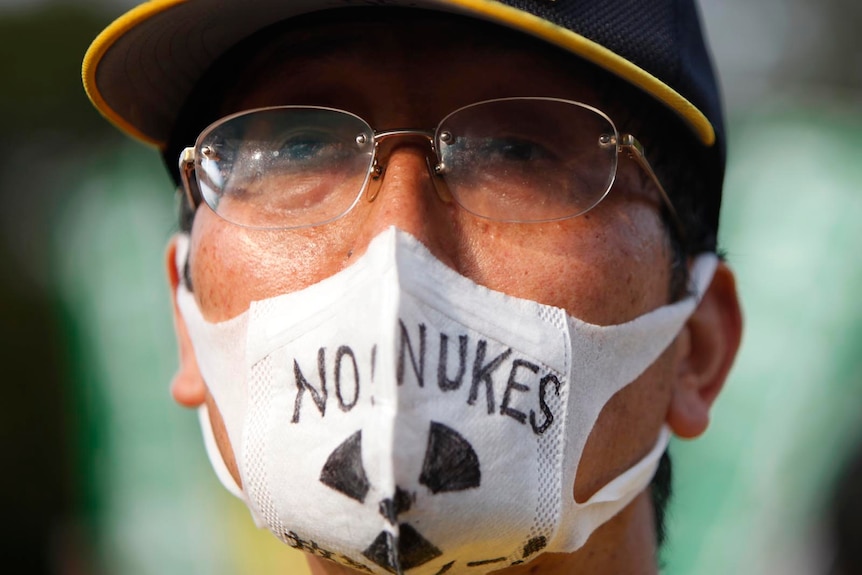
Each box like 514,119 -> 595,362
175,227 -> 716,574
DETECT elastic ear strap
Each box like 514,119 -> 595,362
689,252 -> 719,301
552,253 -> 718,552
175,235 -> 261,524
198,404 -> 244,499
555,426 -> 671,552
174,233 -> 190,288
177,239 -> 242,502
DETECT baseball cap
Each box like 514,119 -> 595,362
83,0 -> 724,149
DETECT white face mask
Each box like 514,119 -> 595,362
176,227 -> 715,575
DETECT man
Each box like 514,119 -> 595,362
83,1 -> 742,573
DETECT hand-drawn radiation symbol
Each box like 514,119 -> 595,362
319,422 -> 481,573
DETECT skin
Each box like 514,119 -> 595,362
166,15 -> 743,575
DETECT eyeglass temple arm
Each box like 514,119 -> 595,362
618,135 -> 686,243
179,147 -> 204,210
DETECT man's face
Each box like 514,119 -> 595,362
171,13 -> 709,566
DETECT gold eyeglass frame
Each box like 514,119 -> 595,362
178,97 -> 684,238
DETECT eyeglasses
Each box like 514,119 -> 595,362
179,97 -> 681,233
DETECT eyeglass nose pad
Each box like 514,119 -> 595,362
365,160 -> 385,202
363,152 -> 453,204
426,157 -> 454,203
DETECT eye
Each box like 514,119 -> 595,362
271,129 -> 349,166
471,136 -> 555,164
279,137 -> 334,160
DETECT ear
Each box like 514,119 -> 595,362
165,236 -> 207,407
667,261 -> 743,438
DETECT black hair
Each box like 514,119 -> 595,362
652,450 -> 673,549
166,7 -> 722,551
828,438 -> 862,574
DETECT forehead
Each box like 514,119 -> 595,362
211,10 -> 628,127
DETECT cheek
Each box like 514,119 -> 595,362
189,208 -> 361,321
455,201 -> 672,325
189,188 -> 671,326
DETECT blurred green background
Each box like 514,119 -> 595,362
0,1 -> 859,574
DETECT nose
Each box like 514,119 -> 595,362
353,141 -> 459,266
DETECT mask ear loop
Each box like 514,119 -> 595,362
198,405 -> 245,500
550,252 -> 718,553
173,230 -> 194,290
175,233 -> 258,509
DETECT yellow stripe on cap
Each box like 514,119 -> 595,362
439,0 -> 716,146
82,0 -> 188,148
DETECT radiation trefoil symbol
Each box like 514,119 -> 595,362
319,421 -> 481,573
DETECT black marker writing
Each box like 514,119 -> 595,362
397,320 -> 426,387
500,359 -> 540,424
286,322 -> 562,435
530,373 -> 561,435
335,346 -> 360,412
292,348 -> 328,423
437,333 -> 468,391
468,340 -> 512,414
